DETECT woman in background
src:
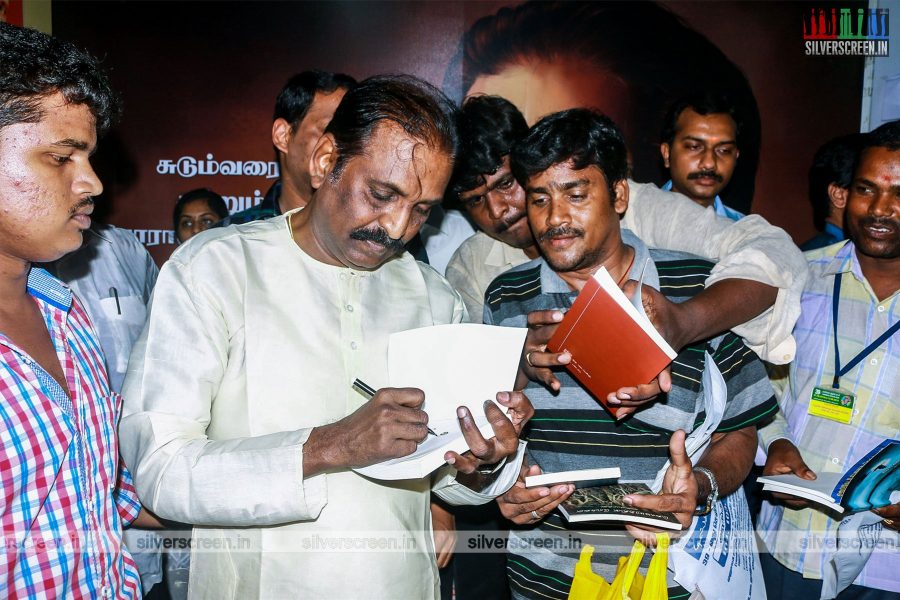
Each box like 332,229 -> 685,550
173,188 -> 229,243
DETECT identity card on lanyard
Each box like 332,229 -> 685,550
809,272 -> 900,424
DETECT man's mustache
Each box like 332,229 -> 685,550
349,227 -> 405,251
538,226 -> 584,243
494,212 -> 525,235
70,197 -> 94,216
687,170 -> 723,183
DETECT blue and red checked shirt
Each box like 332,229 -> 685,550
0,268 -> 141,598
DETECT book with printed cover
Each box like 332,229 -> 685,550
758,439 -> 899,514
546,264 -> 676,418
558,482 -> 682,530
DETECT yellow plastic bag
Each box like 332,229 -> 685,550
567,545 -> 610,600
567,534 -> 669,600
642,534 -> 669,600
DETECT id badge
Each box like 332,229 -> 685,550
808,386 -> 855,424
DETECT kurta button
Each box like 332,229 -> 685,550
877,305 -> 885,312
350,342 -> 358,350
346,305 -> 354,312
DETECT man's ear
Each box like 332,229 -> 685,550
613,179 -> 630,216
828,183 -> 848,210
310,133 -> 338,190
659,143 -> 671,169
272,118 -> 293,155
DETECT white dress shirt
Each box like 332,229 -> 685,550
120,213 -> 522,599
446,180 -> 807,364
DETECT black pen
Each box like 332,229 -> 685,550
352,378 -> 437,436
109,286 -> 121,315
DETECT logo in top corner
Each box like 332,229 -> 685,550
804,7 -> 889,56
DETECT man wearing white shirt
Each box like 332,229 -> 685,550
120,75 -> 529,599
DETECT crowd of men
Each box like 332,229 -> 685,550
0,19 -> 897,600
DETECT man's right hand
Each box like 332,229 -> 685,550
763,438 -> 817,509
303,387 -> 430,476
497,462 -> 574,525
517,310 -> 570,391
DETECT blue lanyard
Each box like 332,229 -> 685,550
831,271 -> 900,388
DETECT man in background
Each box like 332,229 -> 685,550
800,133 -> 861,251
659,92 -> 744,220
221,69 -> 355,224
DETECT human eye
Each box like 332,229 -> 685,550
497,176 -> 514,190
528,195 -> 549,207
49,154 -> 73,165
370,187 -> 394,201
200,217 -> 216,228
179,218 -> 194,229
854,183 -> 873,195
716,146 -> 736,157
415,204 -> 433,217
463,195 -> 483,208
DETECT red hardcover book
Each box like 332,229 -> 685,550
546,266 -> 676,416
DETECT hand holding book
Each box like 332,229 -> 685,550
623,430 -> 697,545
498,461 -> 576,525
762,439 -> 818,509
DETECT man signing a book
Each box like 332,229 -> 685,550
119,75 -> 531,599
485,109 -> 778,599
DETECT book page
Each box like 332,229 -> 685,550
593,267 -> 676,359
387,323 -> 527,420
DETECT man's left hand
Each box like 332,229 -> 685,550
444,391 -> 533,474
624,429 -> 698,545
874,502 -> 900,532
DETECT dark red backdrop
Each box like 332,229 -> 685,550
52,1 -> 863,265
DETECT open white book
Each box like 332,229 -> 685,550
758,439 -> 899,514
353,323 -> 527,480
757,473 -> 846,513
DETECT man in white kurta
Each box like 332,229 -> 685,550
120,75 -> 526,599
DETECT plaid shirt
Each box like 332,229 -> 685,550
0,268 -> 141,599
758,241 -> 900,592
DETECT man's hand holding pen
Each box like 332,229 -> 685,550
302,387 -> 533,478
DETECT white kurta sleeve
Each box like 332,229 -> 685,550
119,254 -> 327,527
622,181 -> 807,364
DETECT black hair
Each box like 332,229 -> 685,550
325,74 -> 459,178
808,133 -> 862,229
660,91 -> 742,145
0,22 -> 120,134
461,1 -> 761,212
511,108 -> 628,198
862,119 -> 900,153
273,70 -> 357,129
173,188 -> 229,233
447,95 -> 529,202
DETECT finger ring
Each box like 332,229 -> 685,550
530,510 -> 540,521
525,351 -> 535,367
884,518 -> 897,527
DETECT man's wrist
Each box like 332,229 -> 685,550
692,467 -> 718,515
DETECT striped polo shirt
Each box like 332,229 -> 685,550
484,231 -> 778,600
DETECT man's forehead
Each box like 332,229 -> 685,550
856,147 -> 900,180
358,121 -> 451,194
25,93 -> 98,147
460,157 -> 513,198
676,109 -> 737,136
